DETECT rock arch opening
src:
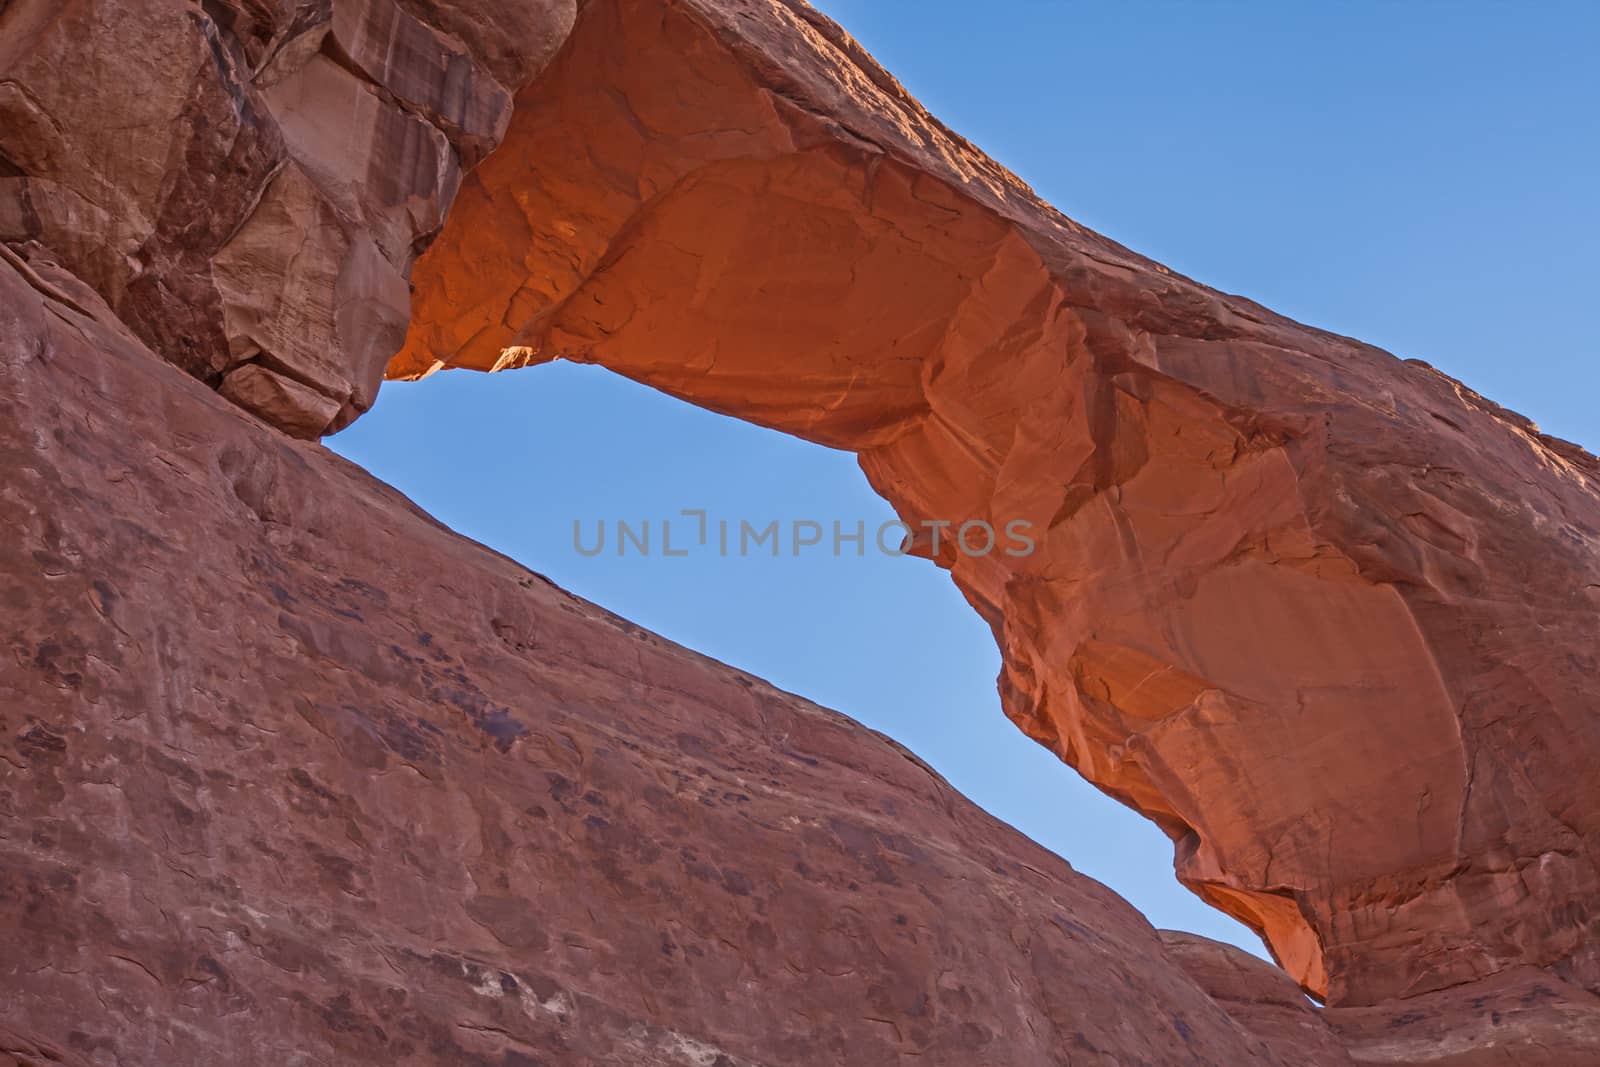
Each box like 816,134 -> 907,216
385,0 -> 1600,1007
329,357 -> 1267,958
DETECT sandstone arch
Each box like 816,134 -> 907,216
391,0 -> 1600,1006
5,0 -> 1600,1053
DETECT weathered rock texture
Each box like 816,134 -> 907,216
3,0 -> 1599,1062
1325,968 -> 1600,1067
1160,930 -> 1357,1066
1,250 -> 1328,1065
1167,930 -> 1600,1066
393,0 -> 1600,1010
0,0 -> 574,437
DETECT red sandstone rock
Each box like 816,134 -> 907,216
3,0 -> 1599,1061
0,1023 -> 90,1067
0,249 -> 1315,1064
0,0 -> 572,437
1165,931 -> 1600,1065
393,0 -> 1600,1009
1161,931 -> 1357,1065
220,362 -> 345,439
1324,968 -> 1600,1066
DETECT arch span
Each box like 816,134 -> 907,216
391,0 -> 1600,1006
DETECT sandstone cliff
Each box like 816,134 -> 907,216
3,0 -> 1598,1063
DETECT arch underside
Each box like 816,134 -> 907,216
393,0 -> 1600,1006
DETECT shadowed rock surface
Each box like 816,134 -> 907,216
1160,930 -> 1357,1066
1325,967 -> 1600,1067
1166,930 -> 1600,1066
3,0 -> 1599,1062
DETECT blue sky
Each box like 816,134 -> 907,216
330,2 -> 1598,956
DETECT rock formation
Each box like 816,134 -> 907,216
394,0 -> 1600,1010
3,0 -> 1598,1063
1167,930 -> 1600,1067
2,250 -> 1329,1065
1,0 -> 572,437
1160,931 -> 1357,1066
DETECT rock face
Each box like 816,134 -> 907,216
1160,931 -> 1357,1066
0,0 -> 574,438
393,0 -> 1600,1009
3,0 -> 1599,1062
1,251 -> 1320,1065
1166,931 -> 1600,1066
1324,967 -> 1600,1067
